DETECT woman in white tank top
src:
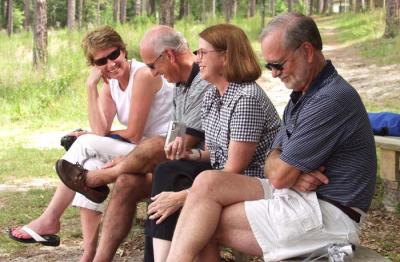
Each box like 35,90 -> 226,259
9,26 -> 173,261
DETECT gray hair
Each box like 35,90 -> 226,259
152,30 -> 188,56
260,12 -> 323,51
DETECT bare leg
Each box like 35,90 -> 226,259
166,171 -> 264,262
196,202 -> 263,262
153,238 -> 172,262
11,183 -> 75,238
93,173 -> 153,262
196,239 -> 219,262
79,208 -> 102,262
86,136 -> 166,187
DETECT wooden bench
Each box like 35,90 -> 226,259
374,135 -> 400,211
284,246 -> 390,261
233,246 -> 390,262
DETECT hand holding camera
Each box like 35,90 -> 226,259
164,121 -> 187,160
60,128 -> 87,151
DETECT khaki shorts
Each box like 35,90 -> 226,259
244,179 -> 360,262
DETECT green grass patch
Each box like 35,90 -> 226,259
317,10 -> 385,44
0,146 -> 63,184
357,35 -> 400,65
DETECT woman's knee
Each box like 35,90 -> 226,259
191,170 -> 221,195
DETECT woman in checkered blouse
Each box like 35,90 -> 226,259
146,24 -> 281,262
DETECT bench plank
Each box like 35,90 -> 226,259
374,136 -> 400,151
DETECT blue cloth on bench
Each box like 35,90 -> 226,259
368,112 -> 400,136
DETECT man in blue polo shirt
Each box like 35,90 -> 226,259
165,13 -> 377,262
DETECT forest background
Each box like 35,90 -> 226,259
0,0 -> 400,261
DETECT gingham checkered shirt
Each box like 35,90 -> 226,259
202,82 -> 280,178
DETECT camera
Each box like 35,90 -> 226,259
328,243 -> 354,262
60,128 -> 83,151
164,121 -> 186,148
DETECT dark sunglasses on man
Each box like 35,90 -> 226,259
93,48 -> 121,66
265,59 -> 288,71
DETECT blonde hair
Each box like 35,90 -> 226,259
82,26 -> 127,65
199,24 -> 261,83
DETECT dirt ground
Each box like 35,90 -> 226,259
2,31 -> 400,261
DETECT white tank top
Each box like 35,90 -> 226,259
109,60 -> 173,137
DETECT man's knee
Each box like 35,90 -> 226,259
113,174 -> 148,196
122,136 -> 166,173
137,136 -> 165,157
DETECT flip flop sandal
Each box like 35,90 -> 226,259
8,226 -> 60,247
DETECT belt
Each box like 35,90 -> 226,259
317,194 -> 361,223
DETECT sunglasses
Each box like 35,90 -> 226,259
146,52 -> 164,70
265,58 -> 289,71
93,48 -> 121,66
265,43 -> 303,71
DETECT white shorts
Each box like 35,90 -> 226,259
62,134 -> 135,213
244,179 -> 360,262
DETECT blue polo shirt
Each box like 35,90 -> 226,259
272,60 -> 377,212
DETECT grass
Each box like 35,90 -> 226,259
0,189 -> 81,254
316,10 -> 400,67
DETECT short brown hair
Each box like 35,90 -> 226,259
82,26 -> 127,65
199,24 -> 261,83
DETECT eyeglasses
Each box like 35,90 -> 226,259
146,52 -> 164,70
265,58 -> 289,71
194,49 -> 220,60
265,44 -> 302,72
93,48 -> 121,66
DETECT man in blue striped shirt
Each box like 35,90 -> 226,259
166,12 -> 377,262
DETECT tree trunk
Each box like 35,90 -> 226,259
322,0 -> 328,13
24,0 -> 30,31
261,0 -> 266,28
369,0 -> 375,10
67,0 -> 75,30
309,0 -> 314,14
178,0 -> 188,19
113,0 -> 119,23
355,0 -> 362,11
233,0 -> 237,17
247,0 -> 256,17
119,0 -> 126,23
159,0 -> 174,27
201,0 -> 206,22
223,0 -> 234,22
6,0 -> 12,36
146,0 -> 155,16
270,0 -> 275,16
33,0 -> 47,69
134,0 -> 141,16
384,0 -> 400,38
212,0 -> 216,17
96,0 -> 100,24
288,0 -> 293,11
78,0 -> 83,28
318,0 -> 323,13
3,1 -> 7,21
